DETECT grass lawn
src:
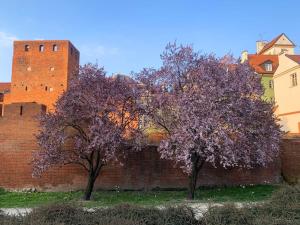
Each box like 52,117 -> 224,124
0,185 -> 278,208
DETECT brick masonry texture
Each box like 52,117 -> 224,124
0,102 -> 282,190
281,138 -> 300,183
0,40 -> 297,191
9,40 -> 79,111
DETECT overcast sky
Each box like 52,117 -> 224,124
1,0 -> 300,82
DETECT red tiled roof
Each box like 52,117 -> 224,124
286,55 -> 300,64
258,34 -> 282,55
0,82 -> 11,93
258,33 -> 295,55
248,54 -> 279,74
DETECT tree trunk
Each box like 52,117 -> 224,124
187,153 -> 204,200
187,164 -> 200,200
84,172 -> 96,201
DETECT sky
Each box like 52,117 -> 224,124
0,0 -> 300,82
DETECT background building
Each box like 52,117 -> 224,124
242,33 -> 299,134
274,54 -> 300,134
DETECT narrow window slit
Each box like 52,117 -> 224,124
20,106 -> 23,116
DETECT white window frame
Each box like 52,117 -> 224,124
290,73 -> 298,87
264,63 -> 272,72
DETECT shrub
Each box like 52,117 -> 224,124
23,203 -> 86,225
92,204 -> 198,225
0,185 -> 298,225
0,204 -> 199,225
201,185 -> 300,225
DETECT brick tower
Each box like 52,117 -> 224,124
10,40 -> 79,110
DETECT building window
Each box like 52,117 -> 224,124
39,45 -> 44,52
25,45 -> 30,51
71,47 -> 73,55
281,49 -> 288,53
45,86 -> 48,91
53,44 -> 58,51
269,80 -> 274,89
25,86 -> 28,91
264,63 -> 272,72
291,73 -> 298,87
20,106 -> 23,116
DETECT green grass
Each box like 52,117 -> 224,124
0,185 -> 277,208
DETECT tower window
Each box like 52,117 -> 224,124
25,86 -> 28,91
53,44 -> 58,51
291,73 -> 298,87
20,106 -> 23,116
25,45 -> 30,51
45,86 -> 48,91
39,45 -> 44,52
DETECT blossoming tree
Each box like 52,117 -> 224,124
33,64 -> 142,200
137,43 -> 282,199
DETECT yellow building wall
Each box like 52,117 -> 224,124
263,46 -> 294,55
262,35 -> 295,55
279,114 -> 300,134
274,55 -> 300,133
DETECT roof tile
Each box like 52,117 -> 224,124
286,55 -> 300,64
258,33 -> 295,55
248,55 -> 279,74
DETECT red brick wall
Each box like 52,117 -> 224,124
281,138 -> 300,184
0,102 -> 281,191
9,40 -> 79,111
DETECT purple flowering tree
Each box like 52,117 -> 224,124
137,43 -> 282,199
33,64 -> 142,200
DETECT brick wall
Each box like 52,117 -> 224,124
9,40 -> 79,110
281,138 -> 300,184
0,102 -> 281,191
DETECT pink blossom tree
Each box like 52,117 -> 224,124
137,43 -> 282,199
33,64 -> 142,200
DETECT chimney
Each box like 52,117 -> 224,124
241,50 -> 248,63
256,41 -> 267,54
